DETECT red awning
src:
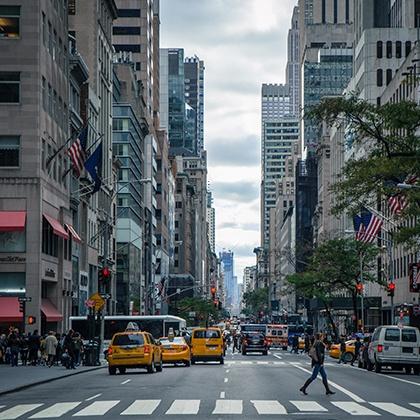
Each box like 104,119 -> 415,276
0,211 -> 26,232
43,214 -> 69,240
41,299 -> 63,322
0,297 -> 22,322
65,224 -> 82,243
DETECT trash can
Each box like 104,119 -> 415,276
83,341 -> 99,366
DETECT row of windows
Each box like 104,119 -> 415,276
41,139 -> 69,188
114,44 -> 141,53
376,69 -> 394,87
42,13 -> 68,72
42,77 -> 68,130
113,26 -> 141,36
117,8 -> 141,18
0,135 -> 19,167
376,40 -> 411,59
0,72 -> 19,103
0,5 -> 20,38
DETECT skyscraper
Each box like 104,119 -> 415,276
286,6 -> 300,117
206,191 -> 216,253
219,250 -> 234,309
184,56 -> 205,154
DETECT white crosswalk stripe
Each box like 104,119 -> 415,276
121,400 -> 161,416
251,400 -> 287,415
30,402 -> 81,418
290,400 -> 328,412
72,401 -> 119,417
332,402 -> 380,416
165,400 -> 200,415
412,404 -> 420,410
370,402 -> 420,417
212,400 -> 242,414
0,404 -> 44,420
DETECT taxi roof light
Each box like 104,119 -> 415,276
125,322 -> 140,331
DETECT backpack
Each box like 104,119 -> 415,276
308,345 -> 318,362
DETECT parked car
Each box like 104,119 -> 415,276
367,325 -> 420,374
242,332 -> 268,355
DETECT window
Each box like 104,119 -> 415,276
402,329 -> 417,342
0,136 -> 19,167
386,69 -> 392,85
405,41 -> 412,57
42,77 -> 47,110
114,44 -> 141,53
42,13 -> 47,46
386,41 -> 392,58
117,8 -> 141,17
321,0 -> 326,23
135,62 -> 141,71
0,6 -> 20,38
376,41 -> 383,58
345,0 -> 350,23
42,217 -> 59,257
333,0 -> 338,24
113,26 -> 140,35
376,69 -> 383,87
0,72 -> 20,103
384,328 -> 400,341
112,334 -> 144,346
396,41 -> 402,58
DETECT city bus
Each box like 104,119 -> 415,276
69,315 -> 187,346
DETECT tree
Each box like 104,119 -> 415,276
309,96 -> 420,244
242,287 -> 268,318
175,297 -> 220,326
286,238 -> 380,335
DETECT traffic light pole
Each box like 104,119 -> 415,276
360,253 -> 364,332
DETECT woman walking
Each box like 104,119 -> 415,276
300,333 -> 335,395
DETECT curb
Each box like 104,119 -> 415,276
0,365 -> 105,397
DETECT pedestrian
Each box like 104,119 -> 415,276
292,335 -> 299,354
28,330 -> 41,365
338,336 -> 347,364
7,330 -> 20,367
54,333 -> 62,366
73,333 -> 83,366
304,333 -> 310,354
0,334 -> 7,364
232,334 -> 238,353
351,336 -> 362,366
299,333 -> 335,396
19,333 -> 29,366
44,331 -> 58,367
63,329 -> 76,369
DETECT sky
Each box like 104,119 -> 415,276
161,0 -> 297,280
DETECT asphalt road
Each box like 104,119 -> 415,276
1,348 -> 420,419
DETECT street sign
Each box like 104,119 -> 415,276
85,299 -> 95,308
89,293 -> 105,311
100,293 -> 112,300
188,311 -> 196,318
18,297 -> 32,303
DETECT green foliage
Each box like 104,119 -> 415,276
175,297 -> 220,326
309,96 -> 420,244
242,287 -> 268,317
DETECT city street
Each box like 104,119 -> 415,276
1,350 -> 420,419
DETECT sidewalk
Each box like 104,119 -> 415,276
0,363 -> 105,396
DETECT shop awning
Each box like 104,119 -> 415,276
65,224 -> 82,243
43,214 -> 69,240
0,211 -> 26,232
41,298 -> 63,322
0,297 -> 22,322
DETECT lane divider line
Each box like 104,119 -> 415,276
121,379 -> 131,385
224,378 -> 229,383
220,391 -> 225,399
85,394 -> 102,402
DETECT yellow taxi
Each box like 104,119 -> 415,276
160,336 -> 191,366
329,340 -> 355,362
107,327 -> 163,375
191,327 -> 224,364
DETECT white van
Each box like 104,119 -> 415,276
368,325 -> 420,374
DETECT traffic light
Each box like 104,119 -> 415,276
214,298 -> 218,308
355,281 -> 364,295
210,286 -> 216,300
27,316 -> 36,325
387,282 -> 395,297
99,266 -> 111,283
19,300 -> 25,313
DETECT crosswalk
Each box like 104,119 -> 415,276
225,360 -> 335,367
0,399 -> 420,418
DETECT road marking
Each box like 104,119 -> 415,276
220,392 -> 225,399
251,400 -> 287,415
240,361 -> 253,365
212,400 -> 242,415
411,404 -> 420,409
378,374 -> 420,387
121,400 -> 161,416
273,361 -> 286,365
121,379 -> 131,385
292,365 -> 365,403
370,402 -> 420,417
73,401 -> 119,417
30,402 -> 81,418
165,400 -> 200,415
290,362 -> 303,365
226,369 -> 230,373
224,377 -> 229,383
85,394 -> 102,401
290,401 -> 328,412
0,405 -> 43,420
256,361 -> 269,365
332,402 -> 379,416
273,354 -> 283,360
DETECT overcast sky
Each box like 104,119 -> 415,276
161,0 -> 297,281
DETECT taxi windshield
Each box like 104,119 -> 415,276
113,334 -> 144,346
193,330 -> 221,339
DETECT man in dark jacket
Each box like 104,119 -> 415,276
28,330 -> 41,365
352,336 -> 362,366
63,329 -> 76,369
300,333 -> 335,395
338,337 -> 347,364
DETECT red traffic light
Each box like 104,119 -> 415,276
27,316 -> 36,325
388,282 -> 395,291
210,286 -> 216,295
101,267 -> 111,277
355,282 -> 363,292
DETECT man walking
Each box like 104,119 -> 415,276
351,336 -> 362,366
300,333 -> 335,395
28,330 -> 40,365
45,331 -> 58,367
63,329 -> 76,369
338,337 -> 347,364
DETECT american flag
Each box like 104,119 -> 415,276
353,209 -> 383,243
67,126 -> 88,177
388,176 -> 418,215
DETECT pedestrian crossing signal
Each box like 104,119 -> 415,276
27,316 -> 36,324
387,282 -> 395,297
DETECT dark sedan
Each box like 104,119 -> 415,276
242,332 -> 268,355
